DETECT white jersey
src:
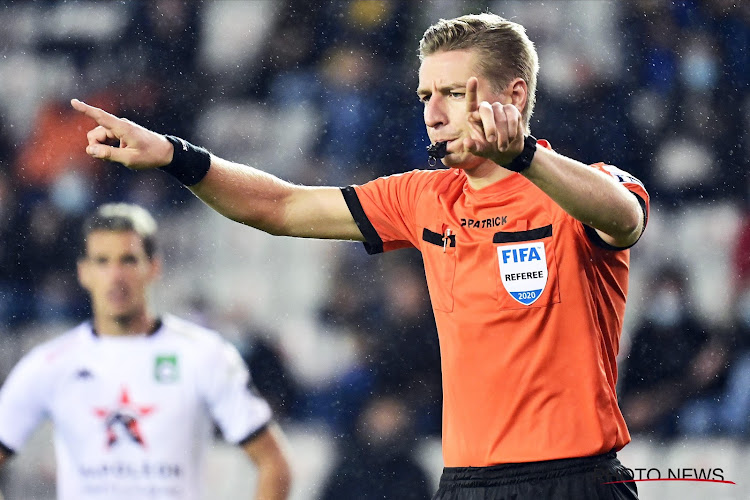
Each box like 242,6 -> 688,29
0,315 -> 272,500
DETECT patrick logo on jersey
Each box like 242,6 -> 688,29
93,387 -> 156,449
497,242 -> 548,305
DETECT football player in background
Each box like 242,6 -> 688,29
0,203 -> 292,500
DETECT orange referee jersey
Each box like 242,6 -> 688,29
341,142 -> 649,467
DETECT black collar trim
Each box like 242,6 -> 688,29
91,317 -> 163,338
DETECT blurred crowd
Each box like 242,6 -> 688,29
1,0 -> 750,496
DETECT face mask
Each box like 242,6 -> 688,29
50,171 -> 90,215
646,290 -> 683,328
681,50 -> 718,92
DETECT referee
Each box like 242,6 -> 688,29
72,13 -> 645,500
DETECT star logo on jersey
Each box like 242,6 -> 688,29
93,387 -> 156,449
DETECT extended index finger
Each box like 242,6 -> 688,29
70,99 -> 125,132
465,77 -> 479,113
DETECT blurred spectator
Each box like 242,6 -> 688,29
14,197 -> 87,325
709,284 -> 750,436
733,209 -> 750,289
715,351 -> 750,437
371,256 -> 442,436
13,91 -> 118,190
317,246 -> 384,330
115,0 -> 204,138
627,1 -> 680,96
619,263 -> 721,437
308,250 -> 441,437
675,334 -> 732,436
318,394 -> 432,500
249,1 -> 324,102
0,173 -> 26,327
317,1 -> 411,63
241,327 -> 303,422
301,324 -> 379,437
316,44 -> 384,183
709,1 -> 750,90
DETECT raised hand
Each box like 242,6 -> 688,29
70,99 -> 174,169
462,77 -> 525,167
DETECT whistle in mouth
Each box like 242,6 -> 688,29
427,141 -> 448,160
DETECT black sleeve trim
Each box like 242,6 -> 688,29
422,228 -> 455,247
584,193 -> 648,251
340,186 -> 384,255
493,225 -> 552,243
0,440 -> 15,457
236,421 -> 271,447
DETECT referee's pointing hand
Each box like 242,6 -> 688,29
70,99 -> 174,169
462,77 -> 525,168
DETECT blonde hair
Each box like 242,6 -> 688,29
419,13 -> 539,132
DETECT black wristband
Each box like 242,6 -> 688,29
503,135 -> 537,173
159,135 -> 212,186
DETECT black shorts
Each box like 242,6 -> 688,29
433,451 -> 638,500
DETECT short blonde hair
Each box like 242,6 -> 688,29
419,13 -> 539,132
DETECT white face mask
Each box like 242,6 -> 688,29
680,47 -> 718,92
646,289 -> 683,328
50,170 -> 90,216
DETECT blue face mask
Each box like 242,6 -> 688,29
50,171 -> 90,216
681,51 -> 718,92
646,290 -> 683,328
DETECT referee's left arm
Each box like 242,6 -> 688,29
521,146 -> 645,248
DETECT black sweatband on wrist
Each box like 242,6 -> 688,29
503,135 -> 537,173
159,135 -> 212,186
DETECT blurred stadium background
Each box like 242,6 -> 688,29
0,0 -> 749,498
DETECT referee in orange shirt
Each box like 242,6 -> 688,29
72,12 -> 644,500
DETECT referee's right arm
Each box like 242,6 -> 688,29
70,99 -> 365,242
190,155 -> 363,241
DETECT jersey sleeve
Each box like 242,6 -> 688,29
341,169 -> 435,254
199,338 -> 272,445
584,163 -> 650,250
0,349 -> 51,452
594,163 -> 650,216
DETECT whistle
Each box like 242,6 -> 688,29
427,141 -> 448,159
